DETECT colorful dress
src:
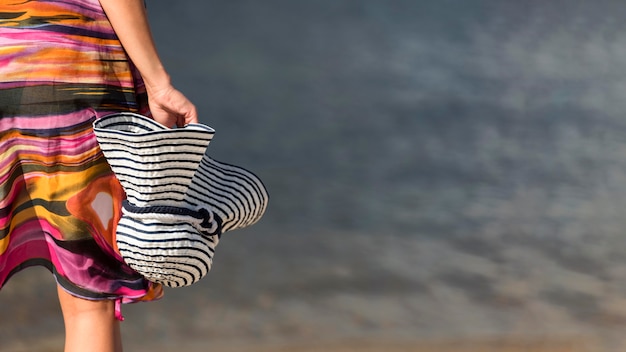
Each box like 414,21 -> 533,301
0,0 -> 163,309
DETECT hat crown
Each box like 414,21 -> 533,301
93,113 -> 215,208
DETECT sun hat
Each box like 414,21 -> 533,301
92,112 -> 269,287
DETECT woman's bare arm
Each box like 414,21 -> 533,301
98,0 -> 197,127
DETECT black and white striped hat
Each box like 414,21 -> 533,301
93,112 -> 269,287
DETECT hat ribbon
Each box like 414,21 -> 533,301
121,200 -> 223,237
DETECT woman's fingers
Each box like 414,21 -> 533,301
147,85 -> 198,127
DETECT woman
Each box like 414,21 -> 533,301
0,0 -> 197,350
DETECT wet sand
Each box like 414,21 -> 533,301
144,339 -> 596,352
3,336 -> 597,352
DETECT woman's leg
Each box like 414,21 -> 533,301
57,285 -> 123,352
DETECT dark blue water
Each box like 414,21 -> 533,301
5,1 -> 626,350
147,0 -> 626,238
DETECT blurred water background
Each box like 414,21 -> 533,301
6,0 -> 626,351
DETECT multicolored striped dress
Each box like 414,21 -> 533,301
0,0 -> 163,308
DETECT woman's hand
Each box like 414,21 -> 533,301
99,0 -> 198,128
146,83 -> 198,127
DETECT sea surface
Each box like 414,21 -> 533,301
5,1 -> 626,351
